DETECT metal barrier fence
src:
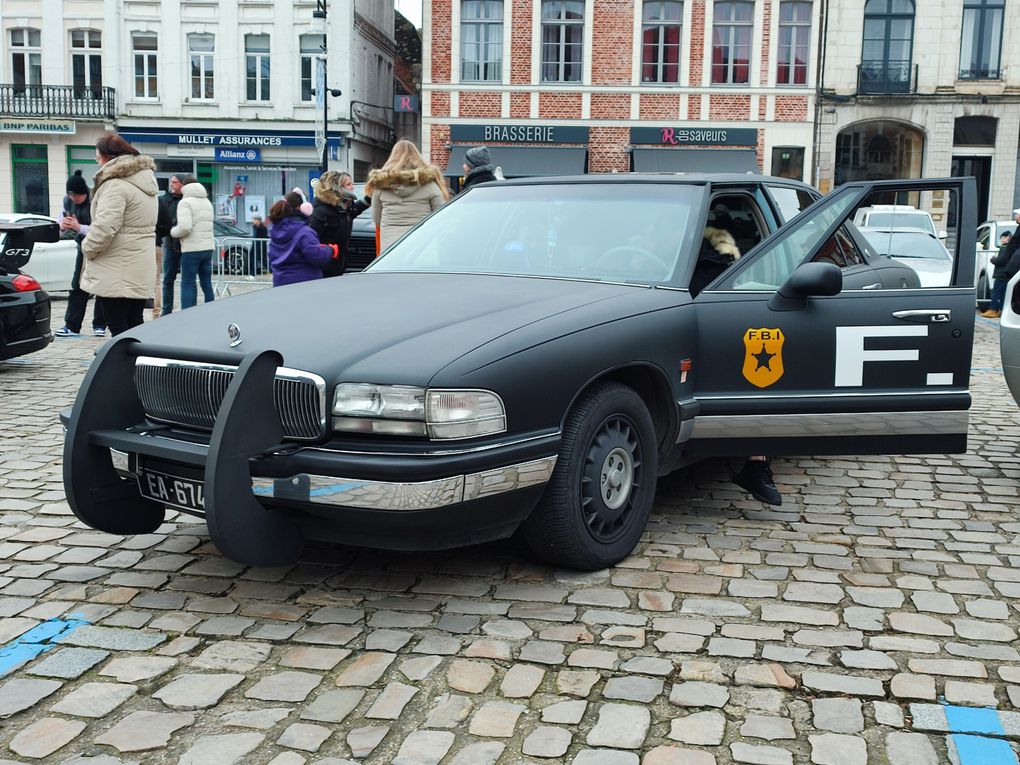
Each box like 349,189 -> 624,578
213,237 -> 273,297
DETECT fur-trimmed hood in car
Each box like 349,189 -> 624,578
703,226 -> 741,260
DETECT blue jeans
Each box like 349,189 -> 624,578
180,250 -> 215,309
990,278 -> 1008,312
161,241 -> 181,315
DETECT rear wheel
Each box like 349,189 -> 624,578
225,248 -> 248,276
523,382 -> 658,570
977,272 -> 990,310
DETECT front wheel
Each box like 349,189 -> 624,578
977,273 -> 991,310
523,382 -> 658,570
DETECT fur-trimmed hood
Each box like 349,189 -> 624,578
93,154 -> 158,197
367,165 -> 443,194
703,226 -> 741,260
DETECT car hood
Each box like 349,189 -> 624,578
124,273 -> 658,384
891,257 -> 952,288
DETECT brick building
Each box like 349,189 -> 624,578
422,0 -> 819,188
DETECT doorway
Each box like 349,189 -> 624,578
952,155 -> 991,223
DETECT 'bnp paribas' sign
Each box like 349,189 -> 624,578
451,124 -> 590,144
630,127 -> 757,146
0,119 -> 75,134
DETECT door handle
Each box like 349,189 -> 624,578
862,282 -> 883,290
892,309 -> 951,323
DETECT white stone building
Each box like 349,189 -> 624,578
0,0 -> 399,218
815,0 -> 1020,223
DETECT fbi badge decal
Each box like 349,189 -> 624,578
742,328 -> 785,388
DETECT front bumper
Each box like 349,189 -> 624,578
62,338 -> 559,564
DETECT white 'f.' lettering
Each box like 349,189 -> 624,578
834,326 -> 928,387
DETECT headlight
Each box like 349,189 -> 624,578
332,384 -> 506,440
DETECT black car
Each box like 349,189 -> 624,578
1,220 -> 58,361
214,220 -> 263,276
62,174 -> 977,570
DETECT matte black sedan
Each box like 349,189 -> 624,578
63,174 -> 977,570
0,220 -> 58,361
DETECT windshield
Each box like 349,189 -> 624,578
865,212 -> 934,235
368,184 -> 701,284
215,221 -> 248,236
862,230 -> 950,260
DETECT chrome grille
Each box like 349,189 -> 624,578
134,357 -> 326,440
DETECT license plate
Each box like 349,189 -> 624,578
138,468 -> 205,513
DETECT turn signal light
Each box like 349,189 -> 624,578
11,275 -> 40,292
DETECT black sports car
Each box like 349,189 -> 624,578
1,220 -> 58,361
63,174 -> 977,570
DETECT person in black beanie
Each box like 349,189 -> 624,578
55,171 -> 106,337
460,146 -> 497,192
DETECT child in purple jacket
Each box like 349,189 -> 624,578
267,193 -> 338,287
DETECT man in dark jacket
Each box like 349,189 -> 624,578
984,209 -> 1020,318
461,146 -> 498,192
310,171 -> 371,278
55,172 -> 105,337
156,176 -> 184,315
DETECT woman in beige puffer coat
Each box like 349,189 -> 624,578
170,178 -> 216,309
367,140 -> 447,252
81,133 -> 158,336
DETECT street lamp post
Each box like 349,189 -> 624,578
313,0 -> 343,173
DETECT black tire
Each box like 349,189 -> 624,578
977,273 -> 990,310
523,381 -> 658,570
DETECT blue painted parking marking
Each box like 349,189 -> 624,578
951,734 -> 1017,765
945,706 -> 1005,737
0,616 -> 89,678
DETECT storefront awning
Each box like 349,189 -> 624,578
445,145 -> 588,177
631,148 -> 759,174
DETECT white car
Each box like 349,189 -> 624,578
0,213 -> 77,294
853,204 -> 943,239
1000,268 -> 1020,407
858,227 -> 953,288
976,219 -> 1018,310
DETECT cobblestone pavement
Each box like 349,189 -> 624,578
0,305 -> 1018,765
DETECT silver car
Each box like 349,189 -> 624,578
1001,269 -> 1020,406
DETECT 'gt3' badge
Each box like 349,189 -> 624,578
742,328 -> 784,388
227,323 -> 242,347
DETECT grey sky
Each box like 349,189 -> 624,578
395,0 -> 422,27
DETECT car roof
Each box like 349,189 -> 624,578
0,213 -> 55,222
859,226 -> 936,236
982,220 -> 1017,227
490,173 -> 814,188
860,204 -> 925,211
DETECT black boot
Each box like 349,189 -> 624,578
733,459 -> 782,506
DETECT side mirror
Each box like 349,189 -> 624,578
769,262 -> 843,311
938,231 -> 948,240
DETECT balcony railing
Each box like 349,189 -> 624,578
0,84 -> 116,121
857,61 -> 917,95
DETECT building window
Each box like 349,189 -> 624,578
959,0 -> 1003,79
300,34 -> 324,101
70,29 -> 103,99
771,146 -> 805,179
189,34 -> 215,100
541,0 -> 584,83
860,0 -> 914,94
245,34 -> 271,101
711,1 -> 753,84
132,33 -> 158,99
641,1 -> 682,83
10,29 -> 42,96
776,1 -> 810,85
462,1 -> 503,81
12,145 -> 49,215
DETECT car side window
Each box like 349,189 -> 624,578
766,185 -> 816,223
706,193 -> 768,257
813,225 -> 867,269
977,226 -> 990,249
727,192 -> 860,291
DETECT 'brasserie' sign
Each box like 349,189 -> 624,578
451,124 -> 590,144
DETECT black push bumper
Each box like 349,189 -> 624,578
62,337 -> 558,564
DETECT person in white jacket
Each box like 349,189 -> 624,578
170,176 -> 216,309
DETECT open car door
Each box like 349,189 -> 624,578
687,177 -> 977,458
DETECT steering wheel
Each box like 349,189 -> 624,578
594,246 -> 672,281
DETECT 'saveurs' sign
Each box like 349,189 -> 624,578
630,127 -> 758,146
